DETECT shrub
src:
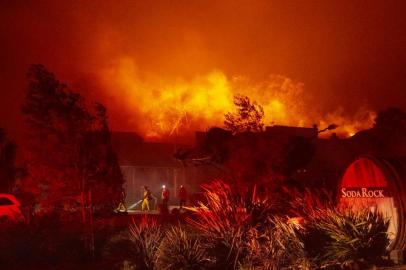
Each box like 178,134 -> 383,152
245,216 -> 308,270
156,226 -> 208,270
129,216 -> 163,270
287,188 -> 334,218
186,180 -> 251,269
108,182 -> 389,270
301,208 -> 390,268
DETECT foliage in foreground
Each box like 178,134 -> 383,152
301,208 -> 390,268
101,181 -> 390,270
245,216 -> 307,270
156,226 -> 208,270
186,180 -> 271,269
129,216 -> 163,270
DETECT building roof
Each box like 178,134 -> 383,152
265,125 -> 318,139
111,132 -> 185,167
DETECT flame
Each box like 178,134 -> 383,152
98,57 -> 375,140
318,106 -> 376,138
99,58 -> 233,139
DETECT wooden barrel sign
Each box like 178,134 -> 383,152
337,156 -> 406,250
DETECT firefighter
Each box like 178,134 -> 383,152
141,186 -> 152,211
114,189 -> 127,213
178,185 -> 187,209
161,185 -> 170,212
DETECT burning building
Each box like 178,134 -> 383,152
170,121 -> 406,257
111,107 -> 406,257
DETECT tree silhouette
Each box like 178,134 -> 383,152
224,94 -> 264,134
22,64 -> 123,215
374,107 -> 406,133
22,64 -> 125,256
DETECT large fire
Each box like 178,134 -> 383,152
98,57 -> 376,140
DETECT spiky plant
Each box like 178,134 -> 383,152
287,188 -> 334,218
188,205 -> 248,269
156,226 -> 208,270
269,217 -> 308,269
129,216 -> 163,270
302,208 -> 390,268
245,216 -> 308,270
186,180 -> 251,269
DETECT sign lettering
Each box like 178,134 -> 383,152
341,187 -> 387,198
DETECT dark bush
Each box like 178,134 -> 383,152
156,226 -> 208,270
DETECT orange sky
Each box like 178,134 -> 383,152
1,0 -> 406,141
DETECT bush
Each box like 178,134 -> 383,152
108,183 -> 390,270
129,216 -> 163,270
186,181 -> 252,269
156,226 -> 208,270
301,208 -> 390,268
245,216 -> 308,270
185,180 -> 301,269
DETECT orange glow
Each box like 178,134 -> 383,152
318,106 -> 376,138
98,57 -> 375,140
0,1 -> 404,140
287,217 -> 305,228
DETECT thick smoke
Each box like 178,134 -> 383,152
0,1 -> 404,141
95,56 -> 376,140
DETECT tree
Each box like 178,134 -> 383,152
22,64 -> 123,204
22,64 -> 93,204
374,107 -> 406,133
224,94 -> 264,134
0,128 -> 18,192
82,103 -> 124,209
22,64 -> 124,255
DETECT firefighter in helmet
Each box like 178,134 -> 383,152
161,185 -> 170,211
178,185 -> 187,209
114,189 -> 127,213
141,186 -> 152,211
